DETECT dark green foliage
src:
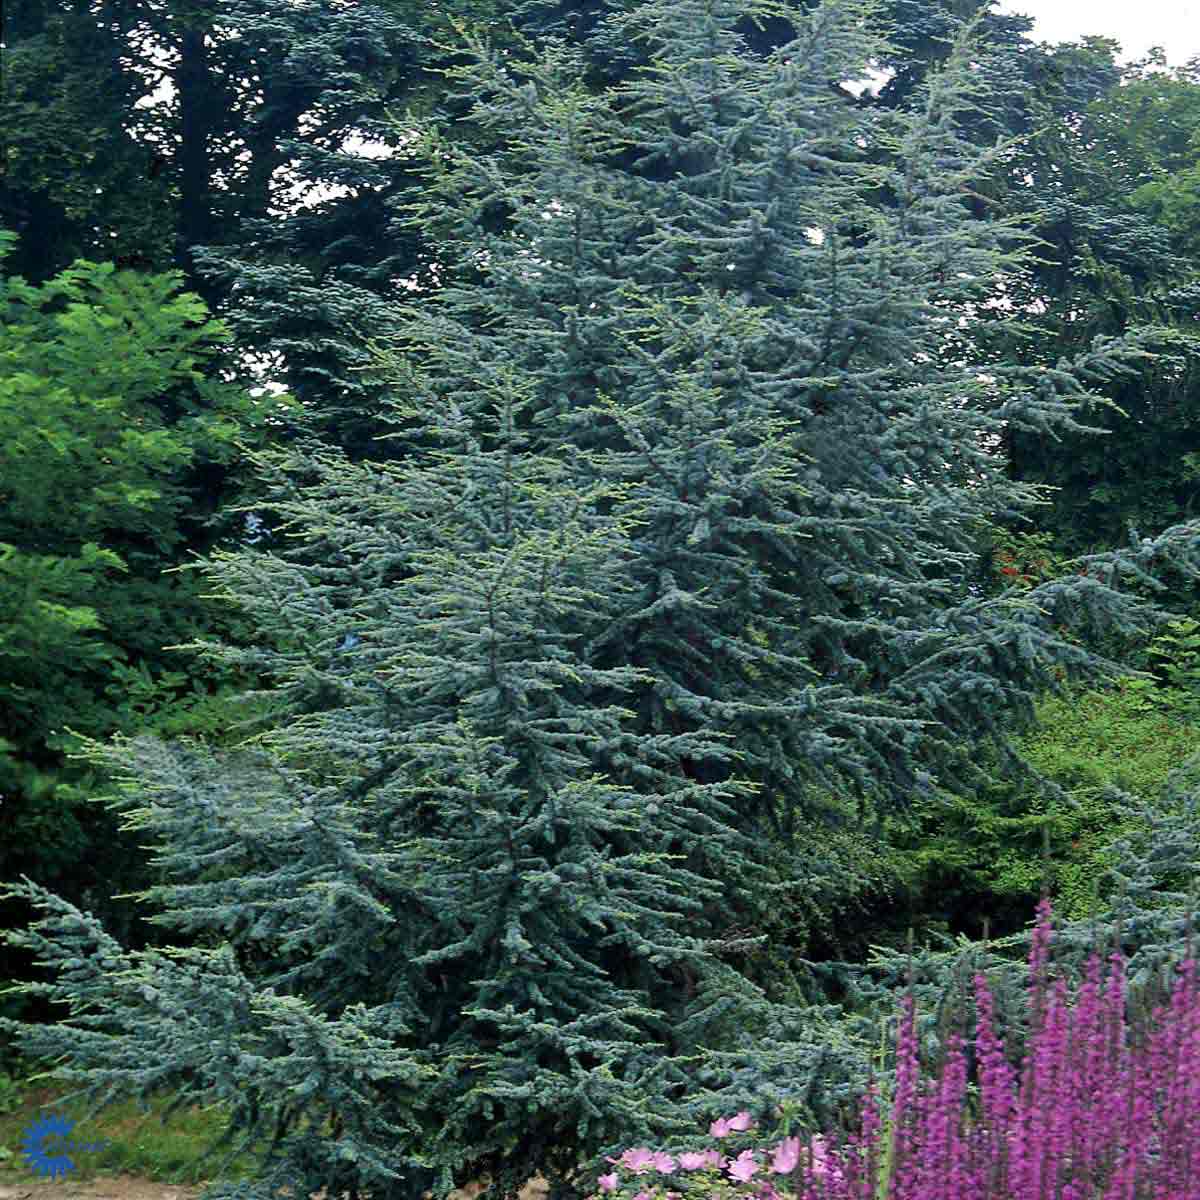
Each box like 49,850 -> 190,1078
0,0 -> 454,283
0,0 -> 176,285
870,537 -> 1200,947
185,0 -> 516,460
884,672 -> 1200,942
6,3 -> 1200,1199
182,0 -> 450,456
994,59 -> 1200,556
870,0 -> 1040,118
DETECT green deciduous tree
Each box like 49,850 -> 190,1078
0,230 -> 289,1006
5,3 -> 1200,1199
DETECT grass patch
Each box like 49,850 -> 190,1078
0,1065 -> 259,1187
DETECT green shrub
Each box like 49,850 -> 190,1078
886,618 -> 1200,936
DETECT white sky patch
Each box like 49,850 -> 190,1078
995,0 -> 1200,67
842,68 -> 894,97
273,131 -> 412,213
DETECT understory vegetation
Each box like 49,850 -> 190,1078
1,0 -> 1199,1197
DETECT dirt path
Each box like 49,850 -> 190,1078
0,1174 -> 553,1200
0,1178 -> 207,1200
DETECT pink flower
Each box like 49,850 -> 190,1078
726,1150 -> 759,1183
768,1137 -> 801,1175
652,1152 -> 677,1174
702,1151 -> 724,1169
597,1175 -> 619,1193
632,1192 -> 652,1200
618,1148 -> 655,1173
709,1111 -> 753,1137
677,1153 -> 708,1171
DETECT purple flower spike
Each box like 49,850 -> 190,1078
600,898 -> 1200,1200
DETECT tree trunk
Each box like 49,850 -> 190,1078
174,13 -> 218,306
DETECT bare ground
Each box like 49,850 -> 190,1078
0,1179 -> 209,1200
0,1174 -> 553,1200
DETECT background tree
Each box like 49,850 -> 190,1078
0,0 -> 175,285
2,0 -> 515,461
990,56 -> 1200,557
187,0 -> 518,462
1,0 -> 416,293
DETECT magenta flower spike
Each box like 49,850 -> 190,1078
973,970 -> 1015,1158
589,900 -> 1200,1200
1029,897 -> 1053,999
1069,953 -> 1106,1177
889,993 -> 921,1200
